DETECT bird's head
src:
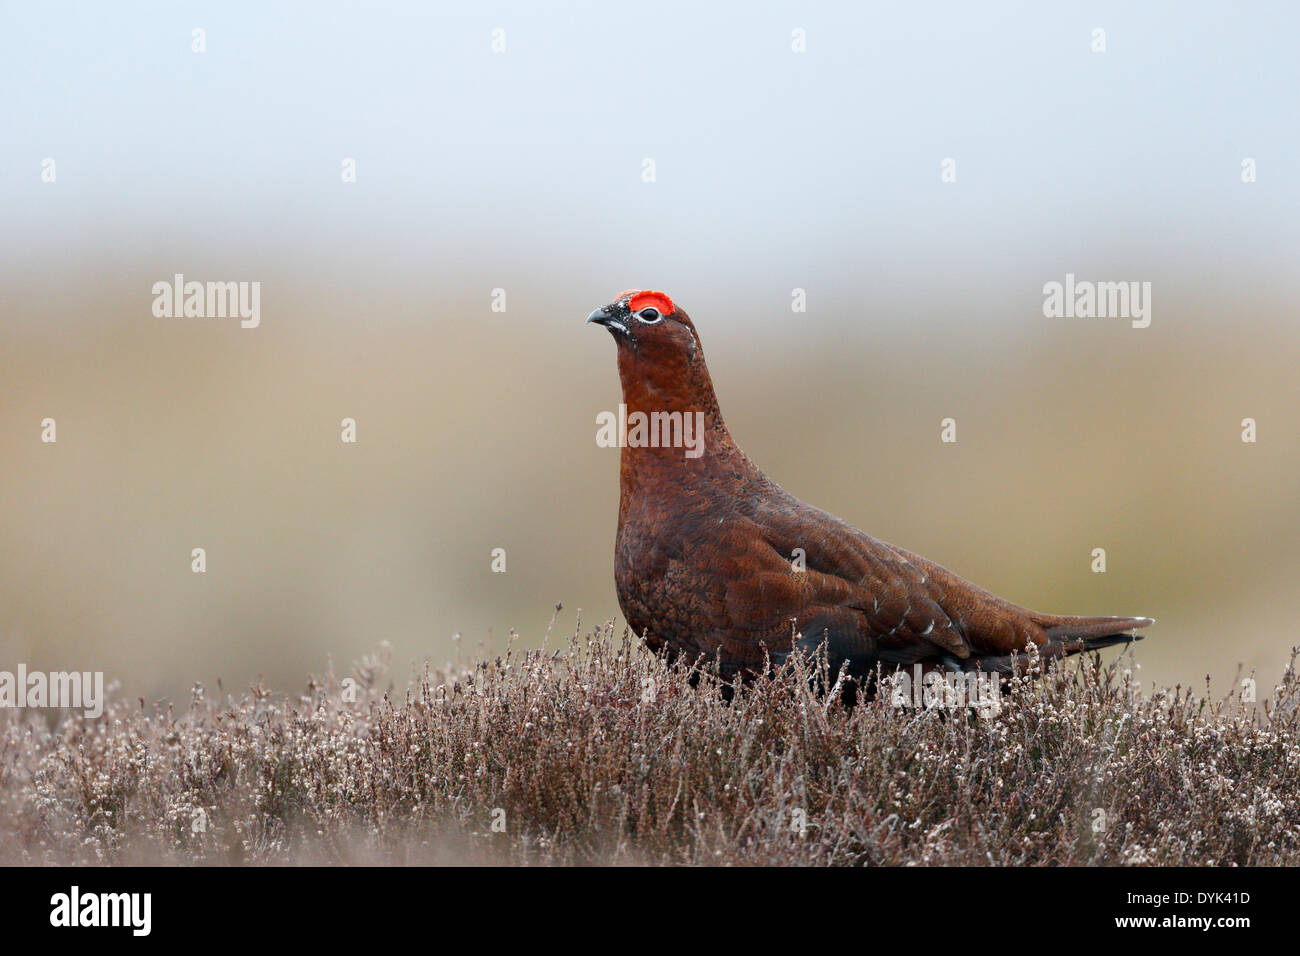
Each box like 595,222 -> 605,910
587,288 -> 723,423
586,289 -> 699,356
588,289 -> 734,460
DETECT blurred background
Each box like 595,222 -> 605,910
2,1 -> 1297,702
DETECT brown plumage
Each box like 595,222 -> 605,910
589,289 -> 1152,686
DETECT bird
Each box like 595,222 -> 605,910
588,288 -> 1153,691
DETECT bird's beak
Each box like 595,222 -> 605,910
587,307 -> 628,334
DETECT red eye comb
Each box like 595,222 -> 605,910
625,290 -> 675,315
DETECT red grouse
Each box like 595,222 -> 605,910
588,289 -> 1152,685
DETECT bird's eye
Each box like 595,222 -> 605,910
637,308 -> 663,324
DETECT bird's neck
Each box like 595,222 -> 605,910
614,345 -> 756,496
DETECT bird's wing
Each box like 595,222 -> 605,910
749,491 -> 1029,666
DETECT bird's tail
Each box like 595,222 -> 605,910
956,614 -> 1152,673
1039,614 -> 1154,654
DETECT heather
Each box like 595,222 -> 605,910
1,622 -> 1296,865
